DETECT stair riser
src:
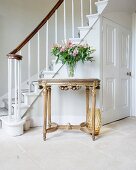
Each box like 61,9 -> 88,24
4,101 -> 26,112
1,118 -> 25,136
43,74 -> 54,79
23,96 -> 28,105
87,16 -> 99,27
4,103 -> 14,114
4,102 -> 8,110
4,104 -> 29,116
79,29 -> 90,39
13,108 -> 29,117
69,38 -> 82,44
24,95 -> 38,105
95,0 -> 108,14
33,84 -> 39,94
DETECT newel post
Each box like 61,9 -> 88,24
1,54 -> 25,136
7,54 -> 23,122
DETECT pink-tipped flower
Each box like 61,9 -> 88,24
73,48 -> 78,57
67,40 -> 73,48
60,47 -> 66,52
53,43 -> 61,48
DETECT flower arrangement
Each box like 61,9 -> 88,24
51,41 -> 95,77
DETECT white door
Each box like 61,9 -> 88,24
102,18 -> 131,124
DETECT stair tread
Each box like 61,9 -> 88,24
69,38 -> 82,42
95,0 -> 109,5
12,103 -> 30,108
23,91 -> 41,96
42,70 -> 56,74
51,59 -> 62,64
78,26 -> 90,30
86,13 -> 99,18
0,116 -> 25,125
69,37 -> 81,40
3,98 -> 24,104
32,81 -> 38,84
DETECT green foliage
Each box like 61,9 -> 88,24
51,41 -> 95,67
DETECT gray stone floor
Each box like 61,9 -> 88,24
0,117 -> 136,170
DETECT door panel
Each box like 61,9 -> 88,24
120,79 -> 128,107
119,29 -> 130,118
105,78 -> 116,111
102,18 -> 131,124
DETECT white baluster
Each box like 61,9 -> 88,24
37,31 -> 40,78
55,10 -> 58,43
28,41 -> 31,93
8,59 -> 12,121
17,60 -> 21,121
90,0 -> 92,14
14,60 -> 18,121
72,0 -> 74,38
46,21 -> 49,70
64,0 -> 66,40
81,0 -> 83,27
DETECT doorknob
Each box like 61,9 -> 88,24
127,72 -> 131,76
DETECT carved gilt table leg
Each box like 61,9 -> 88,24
47,86 -> 51,127
91,82 -> 96,141
43,86 -> 48,141
86,86 -> 90,126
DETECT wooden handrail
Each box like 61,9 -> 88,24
9,0 -> 64,55
7,54 -> 23,60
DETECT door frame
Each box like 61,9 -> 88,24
101,16 -> 132,123
132,13 -> 136,116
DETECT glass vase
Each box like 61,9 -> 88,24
67,64 -> 76,78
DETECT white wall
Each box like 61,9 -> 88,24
103,12 -> 132,30
0,0 -> 57,97
0,0 -> 91,98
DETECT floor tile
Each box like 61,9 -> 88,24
0,117 -> 136,170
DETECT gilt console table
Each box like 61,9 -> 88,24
38,78 -> 100,141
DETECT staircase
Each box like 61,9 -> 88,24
0,0 -> 109,136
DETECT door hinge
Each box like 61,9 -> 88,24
127,72 -> 132,77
